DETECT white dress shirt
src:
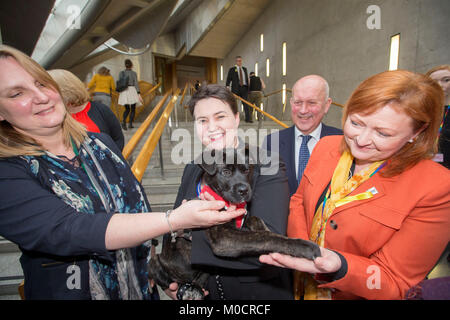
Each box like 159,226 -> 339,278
294,123 -> 322,178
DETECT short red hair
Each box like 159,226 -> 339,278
341,70 -> 444,177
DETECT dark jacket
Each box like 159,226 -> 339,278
249,75 -> 263,92
173,152 -> 294,300
226,65 -> 249,94
0,133 -> 150,299
264,124 -> 343,197
439,105 -> 450,169
88,101 -> 125,150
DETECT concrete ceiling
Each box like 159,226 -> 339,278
61,0 -> 271,68
1,0 -> 271,72
188,0 -> 271,58
49,0 -> 177,69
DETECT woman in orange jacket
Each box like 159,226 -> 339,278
260,70 -> 450,300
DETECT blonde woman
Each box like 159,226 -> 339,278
49,69 -> 125,150
87,66 -> 115,107
0,45 -> 245,300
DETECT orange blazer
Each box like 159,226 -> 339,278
287,135 -> 450,300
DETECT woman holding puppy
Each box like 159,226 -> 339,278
260,70 -> 450,300
166,84 -> 294,299
0,45 -> 244,300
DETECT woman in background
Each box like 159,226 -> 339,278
87,66 -> 115,107
49,69 -> 125,151
118,59 -> 143,130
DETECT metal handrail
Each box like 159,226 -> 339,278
332,101 -> 345,108
141,82 -> 161,98
178,83 -> 189,106
233,93 -> 289,129
264,88 -> 287,98
131,88 -> 181,182
122,91 -> 170,160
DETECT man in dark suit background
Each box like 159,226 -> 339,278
226,56 -> 253,122
265,75 -> 342,196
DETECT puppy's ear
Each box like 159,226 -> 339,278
200,149 -> 217,175
243,143 -> 257,165
200,163 -> 217,175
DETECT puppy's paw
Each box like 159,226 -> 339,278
292,239 -> 322,260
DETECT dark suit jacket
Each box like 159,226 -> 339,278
226,65 -> 249,93
264,123 -> 342,197
173,155 -> 293,299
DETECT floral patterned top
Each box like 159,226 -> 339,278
0,133 -> 155,300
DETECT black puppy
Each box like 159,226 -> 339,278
148,146 -> 321,300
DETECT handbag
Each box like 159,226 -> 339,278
116,72 -> 129,92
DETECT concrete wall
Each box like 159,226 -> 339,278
217,0 -> 450,128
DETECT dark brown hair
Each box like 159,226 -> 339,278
125,59 -> 133,68
341,70 -> 444,177
187,84 -> 238,116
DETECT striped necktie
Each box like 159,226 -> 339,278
297,135 -> 312,184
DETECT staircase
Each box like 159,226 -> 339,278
0,238 -> 22,299
0,105 -> 289,299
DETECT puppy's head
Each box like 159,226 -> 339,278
200,145 -> 254,204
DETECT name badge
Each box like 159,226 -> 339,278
366,187 -> 378,195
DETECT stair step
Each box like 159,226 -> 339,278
147,193 -> 177,205
0,238 -> 19,254
0,276 -> 23,297
141,175 -> 182,187
149,203 -> 174,212
143,167 -> 185,178
145,184 -> 180,195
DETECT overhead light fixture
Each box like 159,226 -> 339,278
389,34 -> 400,71
255,62 -> 258,76
266,58 -> 270,77
220,64 -> 223,81
282,42 -> 287,76
260,34 -> 264,52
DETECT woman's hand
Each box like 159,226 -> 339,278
169,199 -> 246,230
164,282 -> 179,300
138,94 -> 144,105
259,247 -> 342,274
